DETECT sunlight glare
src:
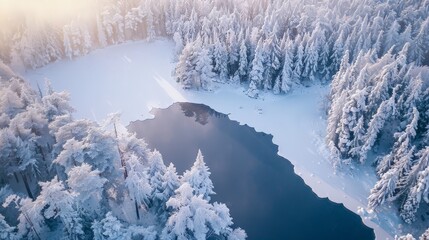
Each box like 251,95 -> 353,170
0,0 -> 96,28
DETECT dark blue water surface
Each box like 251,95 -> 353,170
127,102 -> 375,240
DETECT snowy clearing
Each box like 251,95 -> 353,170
21,40 -> 404,239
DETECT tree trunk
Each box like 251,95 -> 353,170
14,172 -> 19,183
114,123 -> 128,179
21,173 -> 34,200
134,200 -> 140,220
21,210 -> 42,240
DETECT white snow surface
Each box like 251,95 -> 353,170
20,40 -> 409,239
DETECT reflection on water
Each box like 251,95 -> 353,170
179,102 -> 227,125
128,103 -> 375,240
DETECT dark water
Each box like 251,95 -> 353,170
128,103 -> 375,240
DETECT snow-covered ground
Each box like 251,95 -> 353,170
21,40 -> 406,239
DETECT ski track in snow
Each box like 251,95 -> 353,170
154,73 -> 187,102
123,55 -> 132,63
21,40 -> 409,239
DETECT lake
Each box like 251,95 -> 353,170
127,102 -> 375,240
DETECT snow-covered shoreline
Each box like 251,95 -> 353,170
21,40 -> 404,239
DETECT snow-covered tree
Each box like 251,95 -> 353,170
96,14 -> 108,47
195,47 -> 215,90
411,16 -> 429,65
67,163 -> 107,214
303,39 -> 319,83
395,234 -> 416,240
331,31 -> 345,73
147,150 -> 167,210
279,43 -> 295,94
92,212 -> 156,240
368,168 -> 399,210
247,40 -> 264,98
400,147 -> 429,223
262,36 -> 281,90
335,65 -> 369,160
226,30 -> 240,75
419,228 -> 429,240
384,20 -> 400,53
0,129 -> 40,199
124,6 -> 144,39
238,40 -> 248,82
293,42 -> 304,83
161,163 -> 181,205
92,212 -> 128,240
42,90 -> 74,122
0,213 -> 17,240
10,177 -> 83,239
125,154 -> 152,214
376,108 -> 418,178
162,183 -> 244,240
145,7 -> 156,41
63,21 -> 92,59
54,138 -> 85,175
360,88 -> 397,163
212,37 -> 229,83
182,149 -> 215,201
175,42 -> 197,89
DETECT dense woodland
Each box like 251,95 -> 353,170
1,0 -> 429,238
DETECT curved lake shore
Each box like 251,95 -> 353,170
128,102 -> 375,240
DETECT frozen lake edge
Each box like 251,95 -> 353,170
21,40 -> 404,239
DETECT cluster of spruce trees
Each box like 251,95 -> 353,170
327,46 -> 429,225
2,0 -> 428,87
0,77 -> 245,239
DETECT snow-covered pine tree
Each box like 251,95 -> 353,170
303,35 -> 320,84
67,163 -> 107,214
291,39 -> 304,83
212,35 -> 229,83
376,106 -> 418,178
384,20 -> 400,54
419,228 -> 429,240
336,65 -> 369,160
125,154 -> 152,215
331,30 -> 345,74
145,6 -> 156,41
175,41 -> 197,89
54,138 -> 86,183
238,40 -> 248,82
279,41 -> 294,94
12,177 -> 83,239
226,29 -> 239,76
182,149 -> 215,201
147,150 -> 167,210
412,16 -> 429,66
195,47 -> 215,90
162,183 -> 244,240
92,212 -> 156,240
262,35 -> 281,91
400,147 -> 429,223
96,13 -> 108,48
373,30 -> 384,58
92,212 -> 128,240
0,213 -> 17,240
161,163 -> 180,203
124,6 -> 144,40
247,39 -> 265,98
368,167 -> 399,210
360,87 -> 398,163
